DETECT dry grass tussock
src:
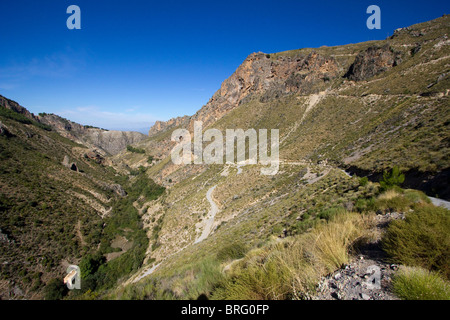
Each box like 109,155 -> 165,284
212,212 -> 374,299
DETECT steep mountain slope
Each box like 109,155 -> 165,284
118,15 -> 449,198
113,16 -> 449,299
0,102 -> 163,299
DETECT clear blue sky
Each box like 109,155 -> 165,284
0,0 -> 448,132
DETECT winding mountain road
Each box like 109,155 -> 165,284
194,185 -> 219,244
429,197 -> 450,210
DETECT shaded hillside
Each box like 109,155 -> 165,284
0,102 -> 164,299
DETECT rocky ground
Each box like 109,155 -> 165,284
313,213 -> 404,300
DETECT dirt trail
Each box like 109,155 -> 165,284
427,197 -> 450,210
76,220 -> 86,246
281,91 -> 327,144
130,184 -> 221,283
194,185 -> 219,244
132,262 -> 162,283
314,214 -> 401,300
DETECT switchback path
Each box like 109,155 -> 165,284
194,185 -> 219,244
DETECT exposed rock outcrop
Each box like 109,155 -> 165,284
62,155 -> 70,167
84,149 -> 107,165
110,184 -> 127,197
39,114 -> 147,155
84,129 -> 147,155
62,155 -> 78,172
149,51 -> 339,136
189,51 -> 339,130
0,121 -> 12,137
344,45 -> 403,81
0,95 -> 38,122
149,116 -> 190,137
0,228 -> 11,244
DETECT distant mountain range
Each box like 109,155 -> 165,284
0,95 -> 147,155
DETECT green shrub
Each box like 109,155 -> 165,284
272,224 -> 284,235
126,145 -> 145,154
393,267 -> 450,300
318,206 -> 346,221
375,194 -> 412,212
217,242 -> 248,262
382,205 -> 450,278
0,106 -> 51,131
403,189 -> 431,204
184,258 -> 224,299
0,106 -> 32,124
380,166 -> 405,191
290,219 -> 316,235
80,253 -> 106,279
35,122 -> 52,131
44,278 -> 68,300
355,197 -> 376,213
359,177 -> 369,187
374,189 -> 430,213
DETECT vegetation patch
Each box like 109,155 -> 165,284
127,145 -> 146,154
393,266 -> 450,300
383,205 -> 450,279
211,213 -> 371,300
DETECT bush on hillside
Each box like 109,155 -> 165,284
380,166 -> 405,191
126,145 -> 145,154
216,242 -> 248,262
382,205 -> 450,279
393,266 -> 450,300
44,278 -> 68,300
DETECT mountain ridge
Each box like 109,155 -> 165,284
119,14 -> 449,199
106,16 -> 449,295
0,95 -> 148,155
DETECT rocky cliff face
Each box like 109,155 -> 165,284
148,50 -> 340,136
149,115 -> 190,137
0,95 -> 38,122
134,15 -> 449,197
84,129 -> 148,155
39,113 -> 147,155
0,96 -> 147,155
344,45 -> 403,81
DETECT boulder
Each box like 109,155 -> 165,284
84,149 -> 106,164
